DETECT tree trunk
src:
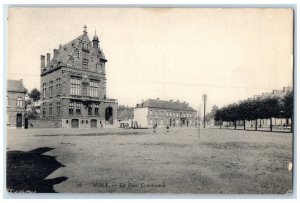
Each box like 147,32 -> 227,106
243,120 -> 246,130
234,121 -> 236,130
255,119 -> 257,131
259,119 -> 262,128
270,117 -> 272,132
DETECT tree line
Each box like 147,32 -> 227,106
214,91 -> 293,132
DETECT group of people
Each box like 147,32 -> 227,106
153,123 -> 170,133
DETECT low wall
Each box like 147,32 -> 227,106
28,119 -> 62,128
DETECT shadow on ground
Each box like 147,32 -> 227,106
6,147 -> 68,193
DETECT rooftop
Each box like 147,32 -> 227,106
136,99 -> 196,112
7,79 -> 27,93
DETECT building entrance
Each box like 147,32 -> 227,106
16,113 -> 22,128
71,119 -> 79,128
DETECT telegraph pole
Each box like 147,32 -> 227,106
198,104 -> 201,141
202,94 -> 207,128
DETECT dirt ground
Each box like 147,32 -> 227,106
6,127 -> 293,194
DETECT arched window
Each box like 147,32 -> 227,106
16,97 -> 23,107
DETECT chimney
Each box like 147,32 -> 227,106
40,55 -> 45,70
46,53 -> 50,65
53,49 -> 59,57
170,100 -> 173,102
156,98 -> 160,100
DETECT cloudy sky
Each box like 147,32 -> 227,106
7,8 -> 293,111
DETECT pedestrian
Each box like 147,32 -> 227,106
153,124 -> 156,133
166,125 -> 169,133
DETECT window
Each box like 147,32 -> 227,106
49,81 -> 53,98
76,103 -> 81,115
77,49 -> 80,57
16,97 -> 23,107
56,78 -> 61,95
49,103 -> 53,116
88,104 -> 93,115
7,96 -> 9,107
66,120 -> 69,124
69,102 -> 74,115
82,85 -> 88,96
57,102 -> 60,115
82,58 -> 89,69
83,43 -> 88,50
42,103 -> 46,117
95,104 -> 99,115
150,110 -> 152,115
89,80 -> 99,97
43,83 -> 47,98
70,77 -> 80,95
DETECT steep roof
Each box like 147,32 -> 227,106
44,31 -> 106,71
7,79 -> 27,93
137,99 -> 196,112
118,109 -> 134,120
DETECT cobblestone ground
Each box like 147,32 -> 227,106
6,127 -> 293,194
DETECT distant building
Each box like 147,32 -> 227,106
39,25 -> 117,128
6,79 -> 27,128
118,109 -> 134,128
260,86 -> 292,99
249,86 -> 293,128
134,98 -> 197,128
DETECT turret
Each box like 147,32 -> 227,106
93,33 -> 99,49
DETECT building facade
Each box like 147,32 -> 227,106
7,79 -> 27,128
40,25 -> 117,128
134,99 -> 197,128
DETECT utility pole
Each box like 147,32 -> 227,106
202,94 -> 207,128
198,104 -> 201,141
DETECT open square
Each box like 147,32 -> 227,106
6,127 -> 292,193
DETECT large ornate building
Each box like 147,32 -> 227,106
40,25 -> 117,128
134,98 -> 197,128
6,79 -> 27,128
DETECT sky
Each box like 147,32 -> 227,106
7,8 -> 293,112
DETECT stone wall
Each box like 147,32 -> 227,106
28,119 -> 62,128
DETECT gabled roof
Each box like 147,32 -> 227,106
137,99 -> 196,112
7,79 -> 27,93
118,109 -> 134,120
44,31 -> 106,71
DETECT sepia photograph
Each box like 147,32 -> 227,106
5,7 -> 294,195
